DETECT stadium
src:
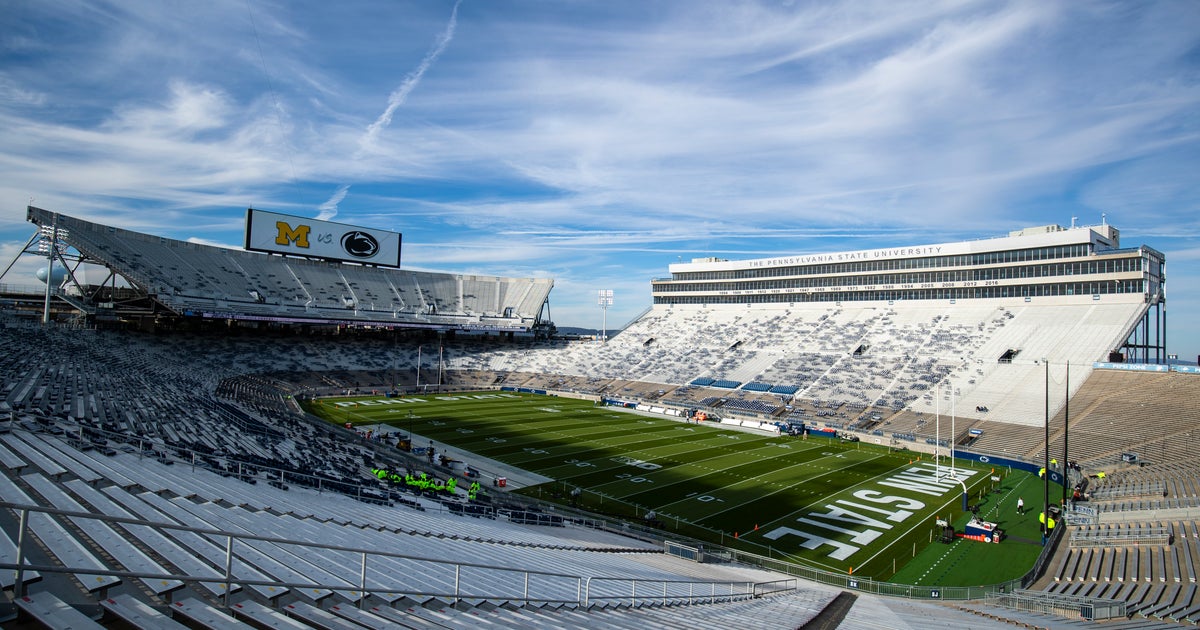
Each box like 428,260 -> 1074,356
1,205 -> 1198,629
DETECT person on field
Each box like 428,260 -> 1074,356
1016,497 -> 1025,515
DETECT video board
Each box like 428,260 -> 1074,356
244,209 -> 401,268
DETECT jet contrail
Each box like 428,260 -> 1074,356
321,1 -> 462,219
316,184 -> 351,221
361,0 -> 462,150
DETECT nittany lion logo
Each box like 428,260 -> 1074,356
341,230 -> 379,258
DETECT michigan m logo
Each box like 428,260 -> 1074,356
275,221 -> 311,248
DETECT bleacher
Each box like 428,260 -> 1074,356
442,299 -> 1148,436
0,417 -> 852,628
26,207 -> 553,329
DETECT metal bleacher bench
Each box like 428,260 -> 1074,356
170,597 -> 256,628
1089,480 -> 1167,501
16,592 -> 104,629
281,600 -> 368,630
230,599 -> 314,629
100,593 -> 190,630
1070,525 -> 1172,548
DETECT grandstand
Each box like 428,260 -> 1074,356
2,208 -> 1198,628
477,221 -> 1167,430
18,206 -> 554,334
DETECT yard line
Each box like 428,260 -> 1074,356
681,450 -> 894,521
583,440 -> 843,495
696,458 -> 984,573
845,466 -> 992,573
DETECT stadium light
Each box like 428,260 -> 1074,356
598,289 -> 613,343
40,214 -> 61,326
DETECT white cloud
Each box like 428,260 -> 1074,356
0,74 -> 46,106
104,80 -> 231,135
0,0 -> 1198,354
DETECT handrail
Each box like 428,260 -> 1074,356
668,524 -> 1066,602
1069,525 -> 1170,547
755,578 -> 799,596
583,576 -> 761,608
988,589 -> 1127,622
0,499 -> 585,574
1,501 -> 761,608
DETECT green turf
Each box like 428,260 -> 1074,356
303,391 -> 1046,584
890,473 -> 1051,586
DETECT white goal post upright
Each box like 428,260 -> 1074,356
935,382 -> 940,476
951,382 -> 956,479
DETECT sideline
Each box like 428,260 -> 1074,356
366,423 -> 552,490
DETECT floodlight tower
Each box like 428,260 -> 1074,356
38,216 -> 68,326
598,289 -> 613,343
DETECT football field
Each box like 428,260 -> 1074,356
309,391 -> 1021,580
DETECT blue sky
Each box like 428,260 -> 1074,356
1,1 -> 1198,360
